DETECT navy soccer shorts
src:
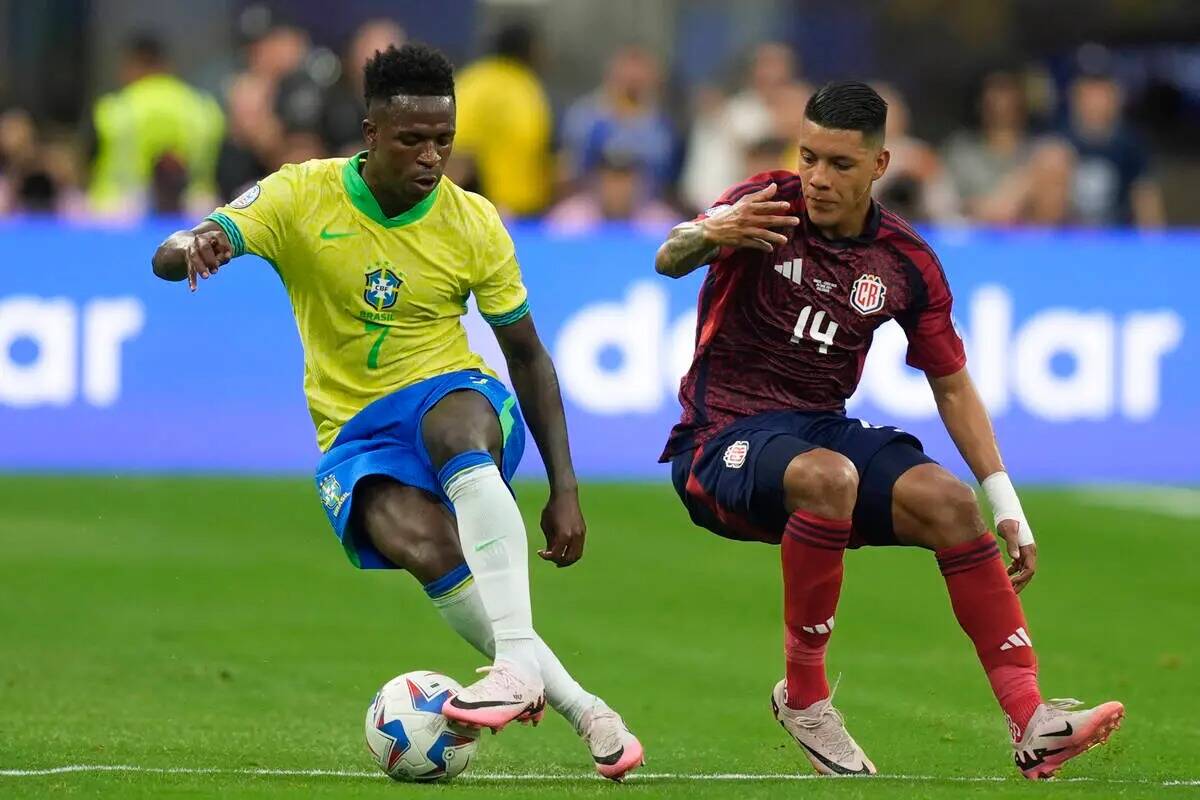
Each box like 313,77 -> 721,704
669,410 -> 934,547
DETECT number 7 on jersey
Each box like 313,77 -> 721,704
365,321 -> 390,369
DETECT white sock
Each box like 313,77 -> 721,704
429,575 -> 598,728
441,457 -> 539,681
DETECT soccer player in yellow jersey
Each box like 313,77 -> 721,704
151,43 -> 643,780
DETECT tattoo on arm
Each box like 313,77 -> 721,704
655,221 -> 718,279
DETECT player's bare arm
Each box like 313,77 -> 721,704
928,367 -> 1037,592
492,314 -> 586,568
654,183 -> 800,278
152,220 -> 234,292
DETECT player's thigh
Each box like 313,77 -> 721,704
671,427 -> 821,543
890,461 -> 987,550
799,417 -> 933,547
351,476 -> 463,583
420,390 -> 503,471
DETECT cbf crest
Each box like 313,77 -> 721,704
319,474 -> 350,515
364,268 -> 403,311
850,273 -> 887,315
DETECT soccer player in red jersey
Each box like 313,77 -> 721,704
655,81 -> 1123,780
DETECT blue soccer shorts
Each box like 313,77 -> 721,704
313,370 -> 526,569
669,410 -> 934,547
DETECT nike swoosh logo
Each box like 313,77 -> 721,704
448,696 -> 530,709
593,746 -> 625,766
1043,722 -> 1074,738
473,535 -> 506,552
319,225 -> 357,240
797,740 -> 873,775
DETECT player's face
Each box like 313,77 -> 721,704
363,95 -> 455,203
797,118 -> 889,236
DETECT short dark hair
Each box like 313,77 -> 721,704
804,81 -> 888,144
363,43 -> 455,106
125,32 -> 166,65
495,23 -> 536,63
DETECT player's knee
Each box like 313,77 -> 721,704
354,481 -> 460,582
422,392 -> 502,470
784,449 -> 858,518
923,476 -> 986,548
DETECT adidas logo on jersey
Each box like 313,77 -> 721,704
1000,626 -> 1033,651
801,616 -> 835,635
774,259 -> 804,286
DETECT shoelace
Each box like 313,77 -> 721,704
1045,698 -> 1084,712
467,665 -> 523,695
582,707 -> 626,753
786,678 -> 858,761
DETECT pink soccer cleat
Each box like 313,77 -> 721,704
771,679 -> 876,776
1013,698 -> 1125,780
441,663 -> 545,733
576,701 -> 645,782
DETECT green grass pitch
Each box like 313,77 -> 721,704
1,476 -> 1198,798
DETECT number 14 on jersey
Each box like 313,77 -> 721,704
791,305 -> 839,354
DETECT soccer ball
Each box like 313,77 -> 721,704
364,671 -> 480,782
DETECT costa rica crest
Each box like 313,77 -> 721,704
850,273 -> 887,315
723,440 -> 750,469
364,268 -> 403,311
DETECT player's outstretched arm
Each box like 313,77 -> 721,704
928,367 -> 1037,592
654,182 -> 800,278
152,221 -> 234,292
492,314 -> 585,568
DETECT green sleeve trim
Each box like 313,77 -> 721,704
206,212 -> 246,257
481,299 -> 530,328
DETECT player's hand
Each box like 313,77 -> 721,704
538,488 -> 586,568
998,519 -> 1037,593
700,182 -> 801,253
185,231 -> 233,292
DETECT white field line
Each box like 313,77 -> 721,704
1072,485 -> 1200,519
0,764 -> 1197,786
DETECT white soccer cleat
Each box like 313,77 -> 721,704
576,701 -> 645,782
1013,698 -> 1124,780
441,663 -> 545,733
771,679 -> 876,776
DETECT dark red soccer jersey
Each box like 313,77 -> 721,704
661,170 -> 967,459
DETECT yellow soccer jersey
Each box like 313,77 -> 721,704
207,153 -> 529,451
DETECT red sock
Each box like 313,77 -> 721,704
782,509 -> 851,709
937,534 -> 1043,737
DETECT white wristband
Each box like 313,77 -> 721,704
981,472 -> 1035,547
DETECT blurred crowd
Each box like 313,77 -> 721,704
0,14 -> 1167,230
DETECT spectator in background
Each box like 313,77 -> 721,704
944,70 -> 1036,223
216,23 -> 310,200
87,34 -> 225,216
680,43 -> 808,213
679,84 -> 742,213
1065,66 -> 1165,228
1021,139 -> 1076,226
545,148 -> 680,234
561,45 -> 677,198
944,69 -> 1077,227
321,18 -> 407,155
763,80 -> 811,168
727,42 -> 801,153
742,137 -> 793,178
449,22 -> 552,216
872,83 -> 959,222
0,109 -> 86,217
